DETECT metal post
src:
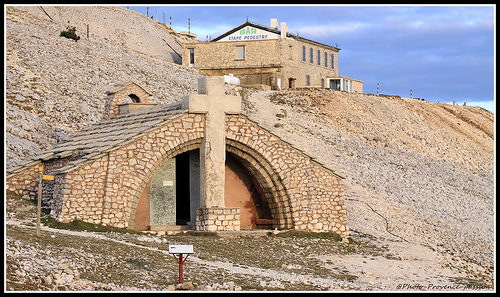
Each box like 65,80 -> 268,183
178,254 -> 184,283
377,83 -> 379,96
410,89 -> 412,99
173,253 -> 190,283
188,18 -> 190,34
36,166 -> 43,237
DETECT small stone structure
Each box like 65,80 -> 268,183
6,76 -> 348,237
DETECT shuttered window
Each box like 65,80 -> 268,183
236,45 -> 245,60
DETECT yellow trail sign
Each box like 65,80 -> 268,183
43,175 -> 54,180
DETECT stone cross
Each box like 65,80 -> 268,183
182,76 -> 241,208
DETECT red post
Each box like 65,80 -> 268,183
173,253 -> 190,284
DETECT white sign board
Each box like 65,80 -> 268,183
163,180 -> 174,187
169,245 -> 194,254
217,25 -> 280,42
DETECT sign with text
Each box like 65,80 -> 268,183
169,245 -> 194,254
217,25 -> 280,42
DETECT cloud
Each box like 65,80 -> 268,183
441,100 -> 495,113
126,5 -> 494,110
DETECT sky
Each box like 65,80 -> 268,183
126,5 -> 495,113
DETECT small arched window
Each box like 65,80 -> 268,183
128,94 -> 141,103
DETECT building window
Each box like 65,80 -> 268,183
317,50 -> 321,65
306,75 -> 310,86
310,48 -> 313,63
128,94 -> 140,103
236,45 -> 245,60
331,53 -> 335,69
189,48 -> 194,66
325,52 -> 328,67
302,45 -> 306,61
289,45 -> 293,60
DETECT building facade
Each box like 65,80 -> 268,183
182,19 -> 363,92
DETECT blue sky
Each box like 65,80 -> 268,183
127,5 -> 495,113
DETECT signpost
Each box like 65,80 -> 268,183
36,165 -> 54,237
169,245 -> 194,284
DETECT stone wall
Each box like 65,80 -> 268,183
226,115 -> 347,236
6,161 -> 41,198
103,82 -> 152,119
50,112 -> 204,228
182,37 -> 342,90
7,112 -> 347,237
196,207 -> 241,231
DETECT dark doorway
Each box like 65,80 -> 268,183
225,153 -> 273,229
175,152 -> 191,225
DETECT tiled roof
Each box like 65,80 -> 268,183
7,102 -> 185,176
6,100 -> 344,179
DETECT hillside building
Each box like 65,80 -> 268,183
182,19 -> 363,92
7,77 -> 348,236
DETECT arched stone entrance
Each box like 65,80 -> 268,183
133,142 -> 280,231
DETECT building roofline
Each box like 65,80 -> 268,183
210,20 -> 341,51
106,81 -> 153,96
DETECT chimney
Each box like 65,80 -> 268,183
280,22 -> 288,39
270,18 -> 278,29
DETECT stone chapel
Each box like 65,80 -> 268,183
6,77 -> 348,237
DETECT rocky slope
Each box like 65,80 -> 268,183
242,88 -> 494,269
5,5 -> 495,285
5,5 -> 200,169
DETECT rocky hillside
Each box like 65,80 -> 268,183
5,5 -> 495,275
5,6 -> 200,169
242,88 -> 494,269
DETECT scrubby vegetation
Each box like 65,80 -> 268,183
60,26 -> 80,41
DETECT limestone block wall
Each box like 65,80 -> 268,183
226,115 -> 348,237
7,157 -> 73,210
6,162 -> 41,198
183,39 -> 282,70
352,80 -> 364,93
183,38 -> 341,90
52,112 -> 205,228
8,112 -> 347,237
103,83 -> 152,119
285,39 -> 340,88
52,156 -> 109,223
196,207 -> 241,231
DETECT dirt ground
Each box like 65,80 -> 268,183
5,192 -> 494,292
